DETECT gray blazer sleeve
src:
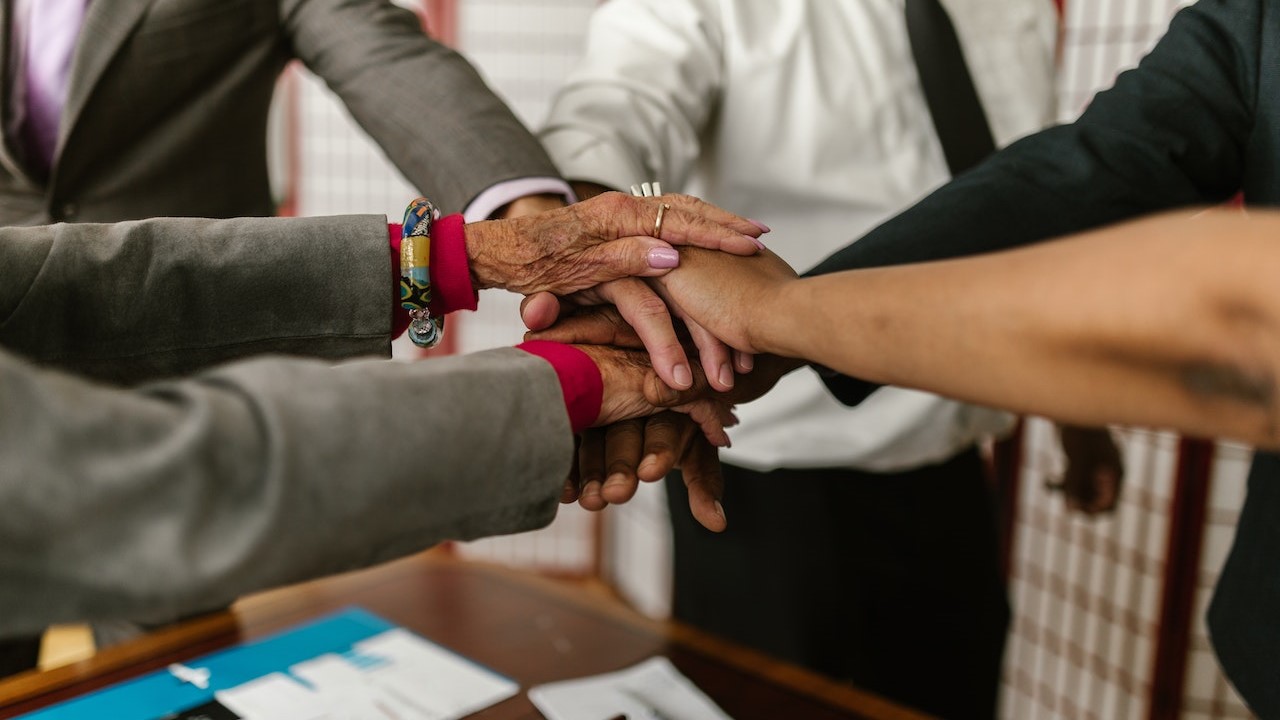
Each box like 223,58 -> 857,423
0,217 -> 572,635
281,0 -> 564,214
0,214 -> 396,385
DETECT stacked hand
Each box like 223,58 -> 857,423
479,189 -> 805,531
465,191 -> 763,296
521,242 -> 806,530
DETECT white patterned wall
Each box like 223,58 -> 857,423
279,0 -> 604,574
999,0 -> 1254,716
441,0 -> 601,570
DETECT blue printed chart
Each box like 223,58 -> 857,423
19,608 -> 518,720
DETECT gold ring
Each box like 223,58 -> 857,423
653,202 -> 670,238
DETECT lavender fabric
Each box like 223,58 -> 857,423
18,0 -> 90,172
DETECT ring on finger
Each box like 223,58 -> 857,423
654,202 -> 671,239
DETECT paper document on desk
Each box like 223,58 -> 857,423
16,609 -> 518,720
528,656 -> 732,720
214,628 -> 518,720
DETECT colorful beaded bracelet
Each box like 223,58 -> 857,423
399,196 -> 445,348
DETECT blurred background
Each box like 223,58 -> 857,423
41,1 -> 1250,718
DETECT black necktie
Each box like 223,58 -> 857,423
904,0 -> 996,175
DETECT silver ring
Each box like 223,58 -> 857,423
630,181 -> 663,197
653,202 -> 670,238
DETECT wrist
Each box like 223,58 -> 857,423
462,220 -> 515,291
516,341 -> 603,433
753,277 -> 807,357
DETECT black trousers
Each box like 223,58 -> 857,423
666,446 -> 1009,720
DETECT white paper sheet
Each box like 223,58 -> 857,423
216,628 -> 518,720
527,656 -> 733,720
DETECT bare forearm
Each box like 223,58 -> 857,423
766,210 -> 1280,446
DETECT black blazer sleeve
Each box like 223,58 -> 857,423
807,0 -> 1262,405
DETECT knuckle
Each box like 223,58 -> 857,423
606,420 -> 644,442
606,459 -> 636,476
625,291 -> 672,322
598,192 -> 631,214
643,434 -> 676,455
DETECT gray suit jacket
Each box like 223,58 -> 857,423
0,215 -> 571,636
0,0 -> 561,224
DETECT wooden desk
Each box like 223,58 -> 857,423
0,553 -> 931,719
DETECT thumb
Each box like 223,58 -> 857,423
520,292 -> 562,331
644,368 -> 712,408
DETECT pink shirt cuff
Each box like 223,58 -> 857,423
426,214 -> 477,314
517,341 -> 603,433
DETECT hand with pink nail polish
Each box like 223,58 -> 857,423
461,191 -> 764,296
511,185 -> 774,392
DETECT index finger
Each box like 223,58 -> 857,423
636,412 -> 699,483
663,194 -> 770,240
681,436 -> 726,532
652,202 -> 765,256
597,278 -> 694,390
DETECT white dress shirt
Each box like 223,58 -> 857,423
542,0 -> 1057,471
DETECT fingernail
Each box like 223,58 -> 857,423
647,247 -> 680,269
744,234 -> 766,250
673,364 -> 693,389
715,500 -> 726,519
738,352 -> 754,372
748,218 -> 771,233
718,363 -> 734,389
605,472 -> 627,489
639,454 -> 659,474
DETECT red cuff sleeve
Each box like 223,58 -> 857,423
427,214 -> 478,314
517,341 -> 603,434
388,224 -> 410,339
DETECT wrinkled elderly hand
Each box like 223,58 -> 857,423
562,345 -> 738,532
553,334 -> 802,532
464,192 -> 764,296
574,343 -> 737,447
